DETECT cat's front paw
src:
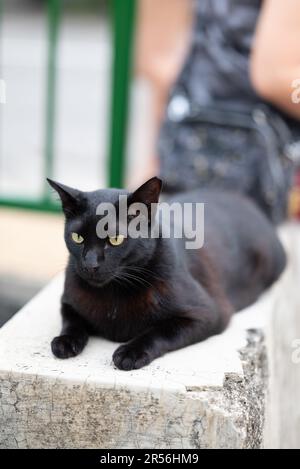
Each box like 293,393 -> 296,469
113,343 -> 152,371
51,335 -> 86,359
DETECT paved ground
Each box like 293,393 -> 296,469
0,208 -> 67,281
0,208 -> 67,323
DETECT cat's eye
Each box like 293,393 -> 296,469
108,234 -> 125,246
71,232 -> 84,244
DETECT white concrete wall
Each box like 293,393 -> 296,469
264,225 -> 300,449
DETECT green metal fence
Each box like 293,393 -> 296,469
0,0 -> 136,212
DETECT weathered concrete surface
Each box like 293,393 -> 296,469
264,224 -> 300,449
0,226 -> 299,449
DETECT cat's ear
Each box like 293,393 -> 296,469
47,179 -> 83,217
130,177 -> 162,206
128,177 -> 162,225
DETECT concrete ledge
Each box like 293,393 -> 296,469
0,226 -> 299,449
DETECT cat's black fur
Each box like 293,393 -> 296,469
47,177 -> 286,370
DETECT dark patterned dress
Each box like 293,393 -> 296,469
158,0 -> 300,223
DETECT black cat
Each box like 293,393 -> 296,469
47,177 -> 286,370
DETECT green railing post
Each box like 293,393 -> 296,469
108,0 -> 136,188
44,0 -> 61,203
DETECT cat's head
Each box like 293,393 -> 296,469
47,177 -> 162,287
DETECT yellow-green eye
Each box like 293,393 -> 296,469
71,232 -> 84,244
108,234 -> 125,246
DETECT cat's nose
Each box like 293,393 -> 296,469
84,250 -> 101,273
83,263 -> 100,275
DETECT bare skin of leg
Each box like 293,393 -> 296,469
129,0 -> 193,188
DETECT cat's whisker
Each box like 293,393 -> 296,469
124,266 -> 163,282
119,272 -> 154,289
113,270 -> 148,289
115,275 -> 138,289
123,269 -> 162,288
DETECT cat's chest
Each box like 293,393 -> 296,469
64,281 -> 160,342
